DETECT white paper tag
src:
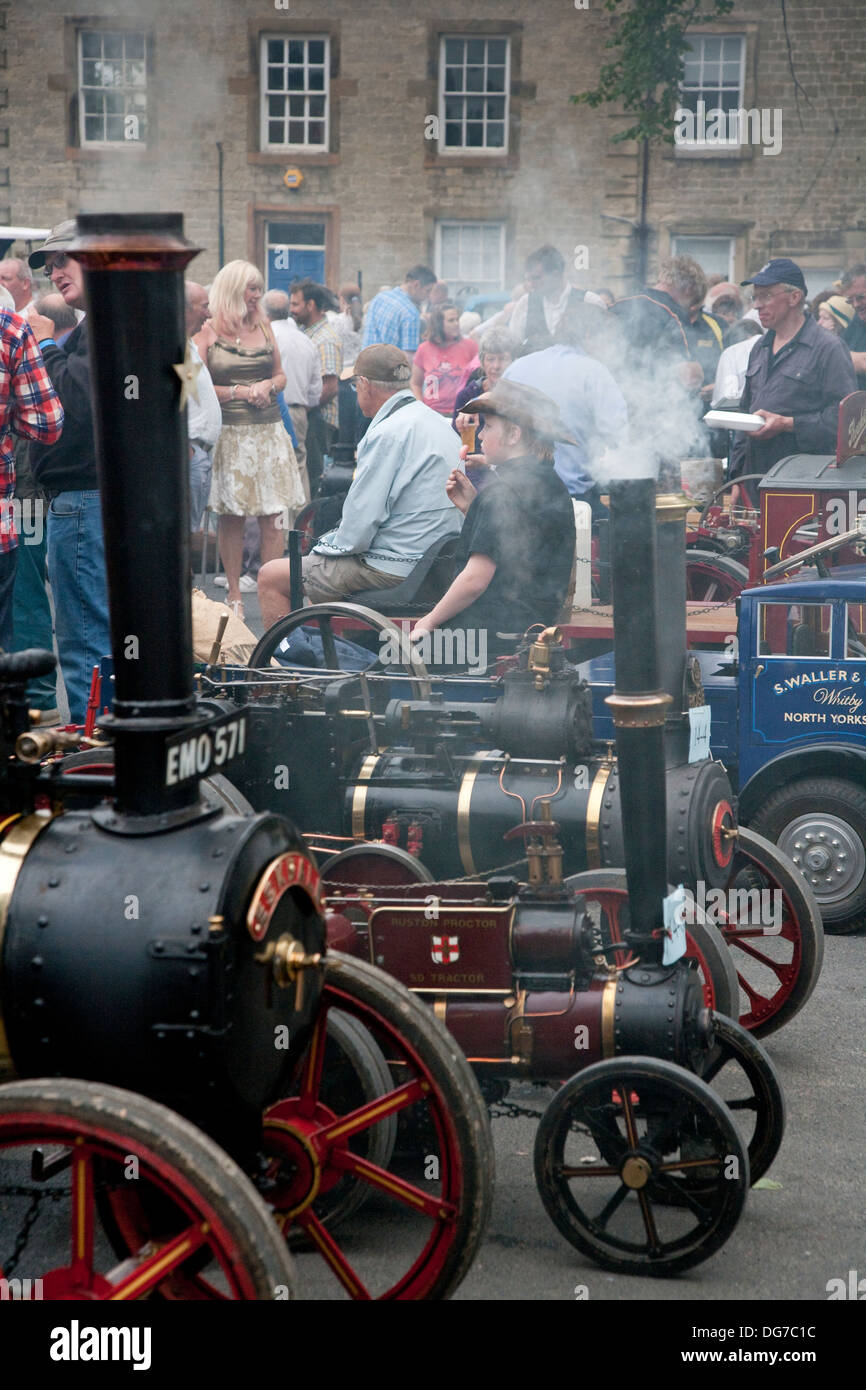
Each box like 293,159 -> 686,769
662,885 -> 688,965
688,704 -> 712,764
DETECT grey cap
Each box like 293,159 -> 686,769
29,219 -> 77,270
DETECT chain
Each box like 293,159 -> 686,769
568,599 -> 736,619
2,1190 -> 46,1279
489,1099 -> 545,1122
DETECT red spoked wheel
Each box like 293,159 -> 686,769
261,952 -> 493,1300
684,549 -> 748,602
713,827 -> 824,1037
564,869 -> 739,1020
0,1079 -> 296,1301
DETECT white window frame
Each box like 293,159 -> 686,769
678,34 -> 747,149
438,35 -> 511,156
77,29 -> 148,148
435,221 -> 506,296
260,34 -> 330,152
671,235 -> 736,282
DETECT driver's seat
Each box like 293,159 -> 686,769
349,535 -> 459,617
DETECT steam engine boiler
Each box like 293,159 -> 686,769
0,214 -> 495,1303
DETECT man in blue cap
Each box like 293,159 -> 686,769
729,257 -> 856,481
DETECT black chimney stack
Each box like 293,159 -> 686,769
605,478 -> 672,964
70,213 -> 201,819
654,492 -> 693,763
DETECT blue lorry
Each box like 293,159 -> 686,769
582,562 -> 866,934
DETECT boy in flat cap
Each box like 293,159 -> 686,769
413,379 -> 576,657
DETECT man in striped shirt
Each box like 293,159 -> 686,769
0,310 -> 64,648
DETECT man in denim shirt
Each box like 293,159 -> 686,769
258,345 -> 462,626
28,220 -> 111,723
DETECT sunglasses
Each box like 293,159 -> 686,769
43,253 -> 70,274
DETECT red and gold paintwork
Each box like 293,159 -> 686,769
246,851 -> 324,941
0,1110 -> 264,1300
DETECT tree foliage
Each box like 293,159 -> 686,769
572,0 -> 735,144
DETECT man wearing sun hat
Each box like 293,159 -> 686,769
258,343 -> 462,624
729,257 -> 857,481
412,379 -> 576,653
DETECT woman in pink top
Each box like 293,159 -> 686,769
411,301 -> 478,416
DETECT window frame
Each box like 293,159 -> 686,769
671,234 -> 736,282
434,220 -> 506,296
437,34 -> 511,157
677,33 -> 747,151
259,33 -> 331,153
77,28 -> 149,150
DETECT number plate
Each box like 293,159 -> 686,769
164,709 -> 248,788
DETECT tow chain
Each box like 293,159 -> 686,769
568,600 -> 736,619
0,1183 -> 67,1279
488,1099 -> 545,1123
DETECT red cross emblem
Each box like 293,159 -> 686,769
431,935 -> 460,964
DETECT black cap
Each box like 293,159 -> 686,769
741,258 -> 807,293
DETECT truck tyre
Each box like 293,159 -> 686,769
750,777 -> 866,933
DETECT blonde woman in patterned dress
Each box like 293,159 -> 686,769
194,260 -> 305,617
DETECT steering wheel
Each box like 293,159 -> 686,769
697,473 -> 766,526
248,601 -> 431,699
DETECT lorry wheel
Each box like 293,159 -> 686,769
750,778 -> 866,934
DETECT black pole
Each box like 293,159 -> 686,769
605,478 -> 671,963
216,142 -> 225,269
655,492 -> 691,764
636,136 -> 650,286
71,212 -> 202,819
288,530 -> 303,612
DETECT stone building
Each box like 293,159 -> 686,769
3,0 -> 864,300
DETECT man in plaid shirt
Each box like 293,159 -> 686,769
362,265 -> 437,354
0,309 -> 63,648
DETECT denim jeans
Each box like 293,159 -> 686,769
0,547 -> 18,654
189,443 -> 213,533
12,521 -> 56,708
46,490 -> 111,723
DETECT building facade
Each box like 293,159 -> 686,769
3,0 -> 865,299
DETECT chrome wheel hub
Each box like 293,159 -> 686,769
778,813 -> 866,904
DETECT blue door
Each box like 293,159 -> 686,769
266,221 -> 326,292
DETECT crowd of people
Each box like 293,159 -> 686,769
1,219 -> 865,706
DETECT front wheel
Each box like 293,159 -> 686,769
1,1079 -> 296,1301
261,952 -> 493,1299
533,1057 -> 749,1276
749,776 -> 866,934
